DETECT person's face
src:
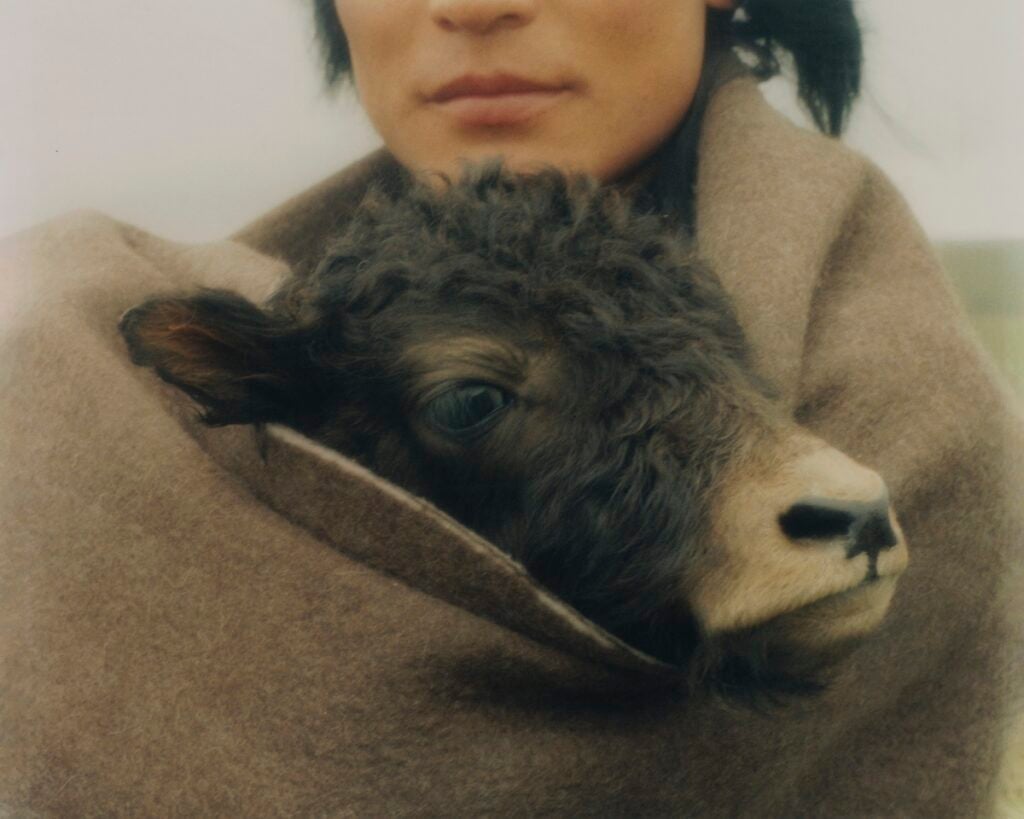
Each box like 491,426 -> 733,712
335,0 -> 734,182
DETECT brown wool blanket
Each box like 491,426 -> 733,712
2,77 -> 1022,817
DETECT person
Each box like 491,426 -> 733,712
0,1 -> 1020,815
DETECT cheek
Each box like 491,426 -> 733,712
333,0 -> 414,115
590,2 -> 706,104
567,0 -> 708,177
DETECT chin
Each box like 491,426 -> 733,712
402,127 -> 630,187
687,578 -> 901,701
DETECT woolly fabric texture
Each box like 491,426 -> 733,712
1,77 -> 1021,816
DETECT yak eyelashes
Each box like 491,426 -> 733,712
424,382 -> 513,441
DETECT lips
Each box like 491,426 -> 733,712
427,73 -> 574,127
430,73 -> 568,103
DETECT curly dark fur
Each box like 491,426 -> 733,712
121,164 -> 830,695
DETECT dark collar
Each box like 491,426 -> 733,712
636,47 -> 750,231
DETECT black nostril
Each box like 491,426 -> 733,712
780,496 -> 897,552
779,501 -> 857,541
780,495 -> 899,580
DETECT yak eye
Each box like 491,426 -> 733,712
424,383 -> 513,439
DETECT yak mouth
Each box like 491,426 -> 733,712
692,576 -> 902,697
747,574 -> 901,656
795,573 -> 897,620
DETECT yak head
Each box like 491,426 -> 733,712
121,164 -> 908,694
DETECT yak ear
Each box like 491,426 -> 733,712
119,289 -> 323,426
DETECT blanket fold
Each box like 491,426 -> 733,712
192,419 -> 669,676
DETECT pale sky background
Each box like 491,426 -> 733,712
1,0 -> 1022,243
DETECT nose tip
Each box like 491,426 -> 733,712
432,0 -> 534,34
779,495 -> 899,573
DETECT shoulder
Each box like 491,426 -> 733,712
1,210 -> 142,337
695,77 -> 1024,445
0,209 -> 293,509
698,75 -> 883,240
2,210 -> 288,335
0,211 -> 290,429
694,77 -> 922,397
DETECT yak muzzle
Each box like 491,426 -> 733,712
688,433 -> 909,649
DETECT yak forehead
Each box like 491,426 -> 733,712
310,165 -> 758,413
317,165 -> 748,363
356,271 -> 749,414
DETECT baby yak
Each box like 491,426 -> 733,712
120,164 -> 908,691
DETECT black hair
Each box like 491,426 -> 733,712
311,0 -> 351,89
720,0 -> 863,136
309,0 -> 862,137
